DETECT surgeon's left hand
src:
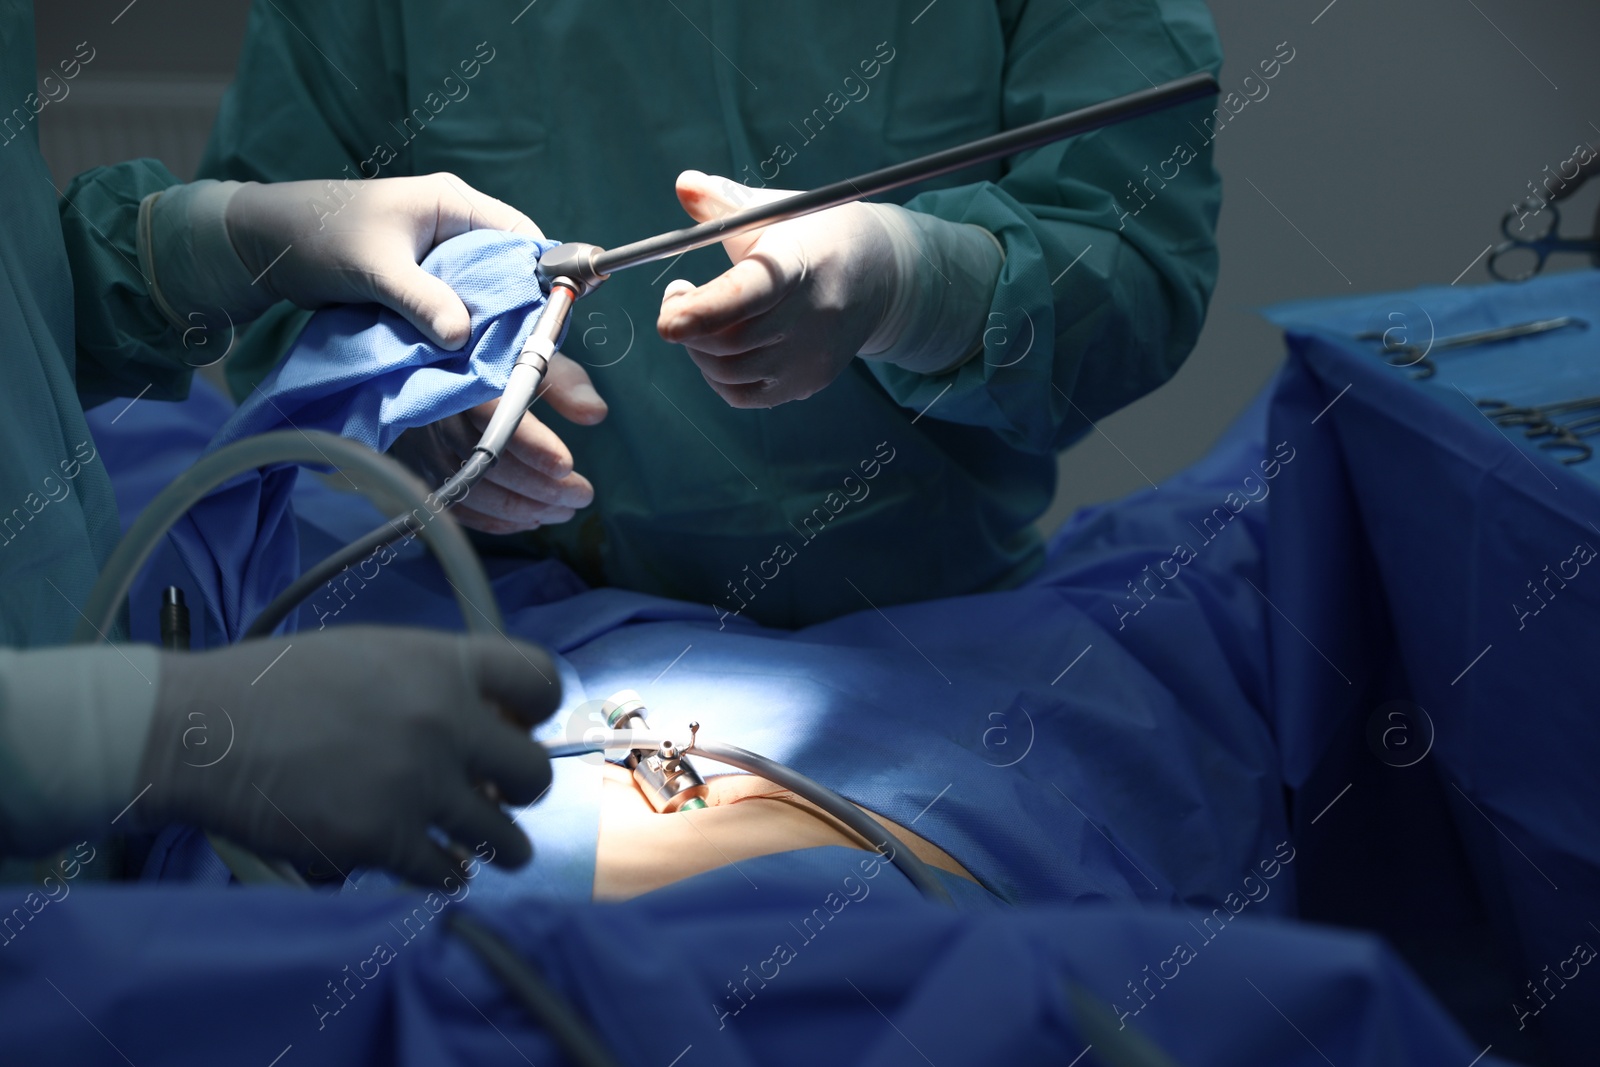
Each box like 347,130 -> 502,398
657,170 -> 1005,408
657,172 -> 901,408
143,173 -> 541,350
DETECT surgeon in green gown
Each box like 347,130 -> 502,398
0,0 -> 559,884
198,0 -> 1225,628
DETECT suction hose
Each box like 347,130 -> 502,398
73,429 -> 502,644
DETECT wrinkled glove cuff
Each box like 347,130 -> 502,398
139,180 -> 277,333
858,203 -> 1005,376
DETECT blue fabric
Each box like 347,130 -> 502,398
1258,271 -> 1600,1065
0,874 -> 1507,1066
79,268 -> 1595,1063
166,229 -> 559,642
90,365 -> 1294,914
75,385 -> 1497,1062
382,401 -> 1292,914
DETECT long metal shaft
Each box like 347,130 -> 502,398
252,71 -> 1219,639
581,71 -> 1218,282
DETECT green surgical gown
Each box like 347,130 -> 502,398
0,0 -> 186,854
201,0 -> 1224,628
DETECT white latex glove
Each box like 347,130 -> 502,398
388,351 -> 607,534
657,171 -> 1005,408
140,172 -> 541,350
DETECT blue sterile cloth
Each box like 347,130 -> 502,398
79,320 -> 1519,1063
1257,270 -> 1600,1066
282,391 -> 1291,920
0,874 -> 1509,1067
93,369 -> 1295,915
167,229 -> 560,644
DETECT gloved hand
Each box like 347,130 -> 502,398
141,172 -> 540,349
388,351 -> 608,534
136,627 -> 561,889
657,170 -> 1005,408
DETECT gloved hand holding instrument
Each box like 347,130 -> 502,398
658,170 -> 1004,406
243,72 -> 1222,641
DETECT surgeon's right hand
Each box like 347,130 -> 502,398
136,628 -> 561,889
389,350 -> 606,534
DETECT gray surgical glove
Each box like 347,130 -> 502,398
136,627 -> 560,888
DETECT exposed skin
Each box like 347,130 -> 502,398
593,764 -> 975,901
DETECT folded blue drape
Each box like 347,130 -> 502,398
170,229 -> 559,642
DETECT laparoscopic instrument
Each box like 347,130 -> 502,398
72,73 -> 1220,901
1489,199 -> 1600,283
72,431 -> 955,905
242,71 -> 1219,641
65,78 -> 1218,1063
77,72 -> 1219,905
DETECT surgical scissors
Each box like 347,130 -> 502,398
1488,199 -> 1600,283
1356,316 -> 1586,379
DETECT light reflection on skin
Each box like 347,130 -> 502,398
593,766 -> 975,901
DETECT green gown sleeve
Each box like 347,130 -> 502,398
871,0 -> 1224,454
0,646 -> 160,859
57,158 -> 198,409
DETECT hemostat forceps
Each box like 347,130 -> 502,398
1476,393 -> 1600,464
1357,316 -> 1586,379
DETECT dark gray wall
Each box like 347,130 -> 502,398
36,0 -> 1600,530
36,0 -> 246,75
1048,0 -> 1600,528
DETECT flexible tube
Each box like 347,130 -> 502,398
245,282 -> 571,639
244,449 -> 494,638
689,739 -> 955,906
74,429 -> 502,644
475,362 -> 545,458
75,431 -> 501,891
542,731 -> 955,906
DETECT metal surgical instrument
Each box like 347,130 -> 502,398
1477,393 -> 1600,464
545,724 -> 954,905
1356,316 -> 1586,379
243,72 -> 1220,639
1489,200 -> 1600,283
603,689 -> 709,813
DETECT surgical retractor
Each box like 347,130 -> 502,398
603,689 -> 709,813
243,71 -> 1219,638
